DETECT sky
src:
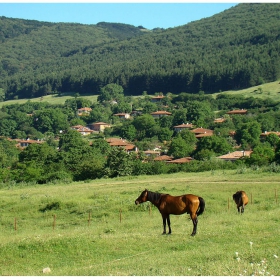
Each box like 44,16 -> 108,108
0,2 -> 239,30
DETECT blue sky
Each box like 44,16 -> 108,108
0,2 -> 238,29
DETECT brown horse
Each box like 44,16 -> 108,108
233,191 -> 249,213
135,189 -> 205,236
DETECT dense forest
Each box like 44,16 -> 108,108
0,3 -> 280,101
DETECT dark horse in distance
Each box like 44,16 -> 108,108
233,190 -> 249,213
135,189 -> 205,236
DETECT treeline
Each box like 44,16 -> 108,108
1,84 -> 280,185
1,3 -> 280,101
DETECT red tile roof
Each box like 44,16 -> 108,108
226,109 -> 247,114
217,150 -> 253,161
166,157 -> 193,164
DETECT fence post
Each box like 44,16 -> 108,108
53,214 -> 56,230
88,212 -> 91,226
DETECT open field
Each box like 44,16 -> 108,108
213,80 -> 280,101
1,81 -> 279,108
0,92 -> 99,108
0,170 -> 279,276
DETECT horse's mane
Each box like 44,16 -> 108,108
147,190 -> 164,203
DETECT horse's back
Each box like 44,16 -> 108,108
160,194 -> 200,215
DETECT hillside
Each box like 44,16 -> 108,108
0,3 -> 280,101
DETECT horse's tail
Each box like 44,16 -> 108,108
197,197 -> 205,216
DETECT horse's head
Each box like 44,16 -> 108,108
135,189 -> 148,205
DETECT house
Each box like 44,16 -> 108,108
214,117 -> 226,123
71,125 -> 95,136
217,150 -> 253,161
226,109 -> 247,115
143,150 -> 161,157
260,131 -> 280,139
166,157 -> 193,164
12,138 -> 44,149
154,155 -> 173,162
106,138 -> 136,153
77,107 -> 92,116
191,127 -> 214,138
150,110 -> 172,118
88,122 -> 111,132
151,95 -> 164,103
174,123 -> 193,133
113,113 -> 131,119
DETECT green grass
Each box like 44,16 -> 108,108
0,170 -> 279,276
213,80 -> 280,101
0,92 -> 99,108
1,81 -> 279,108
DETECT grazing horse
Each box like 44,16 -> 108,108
135,189 -> 205,236
233,191 -> 248,213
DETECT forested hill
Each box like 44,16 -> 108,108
0,3 -> 280,101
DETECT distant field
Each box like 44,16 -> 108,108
1,81 -> 279,108
0,170 -> 279,276
213,80 -> 280,101
0,92 -> 99,108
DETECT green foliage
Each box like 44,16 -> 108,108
234,121 -> 262,149
98,83 -> 124,103
168,135 -> 190,158
1,4 -> 280,99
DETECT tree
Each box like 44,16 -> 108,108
158,127 -> 173,142
105,147 -> 134,177
33,108 -> 69,134
246,143 -> 275,166
264,133 -> 280,149
234,121 -> 261,149
98,83 -> 124,103
168,135 -> 190,159
132,114 -> 157,140
195,135 -> 233,156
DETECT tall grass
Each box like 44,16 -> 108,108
0,170 -> 279,275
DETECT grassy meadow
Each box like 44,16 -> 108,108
0,170 -> 279,276
0,81 -> 279,108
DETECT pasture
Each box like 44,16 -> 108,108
0,170 -> 279,276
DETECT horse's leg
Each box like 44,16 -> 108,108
167,215 -> 171,234
162,214 -> 167,234
190,213 -> 198,236
241,204 -> 244,213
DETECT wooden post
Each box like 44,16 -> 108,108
119,209 -> 122,223
14,217 -> 17,231
88,212 -> 91,226
53,214 -> 56,230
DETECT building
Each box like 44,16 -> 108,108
88,122 -> 111,132
150,110 -> 172,118
217,150 -> 253,161
77,107 -> 92,116
174,123 -> 193,133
